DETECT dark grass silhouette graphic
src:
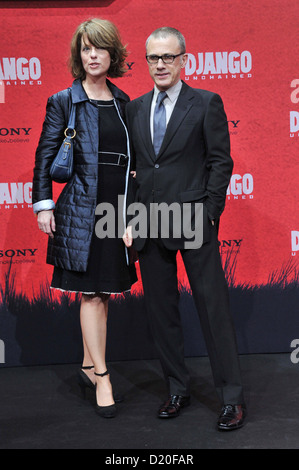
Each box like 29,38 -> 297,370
1,250 -> 299,367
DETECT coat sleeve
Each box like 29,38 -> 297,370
203,93 -> 233,220
32,93 -> 68,211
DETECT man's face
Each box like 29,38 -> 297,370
146,35 -> 187,91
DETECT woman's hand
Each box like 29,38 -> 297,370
37,210 -> 56,238
123,225 -> 133,247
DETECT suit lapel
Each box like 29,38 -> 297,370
158,82 -> 194,159
136,90 -> 156,162
136,82 -> 195,162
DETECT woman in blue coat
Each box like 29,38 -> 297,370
33,18 -> 137,418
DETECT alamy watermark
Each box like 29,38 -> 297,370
290,339 -> 299,364
0,340 -> 5,364
94,196 -> 204,249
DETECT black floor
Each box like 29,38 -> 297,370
0,353 -> 298,450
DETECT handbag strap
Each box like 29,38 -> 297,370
64,103 -> 76,138
67,103 -> 76,130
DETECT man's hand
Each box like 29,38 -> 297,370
123,225 -> 133,247
37,210 -> 56,238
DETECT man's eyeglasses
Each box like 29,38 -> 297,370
145,53 -> 185,64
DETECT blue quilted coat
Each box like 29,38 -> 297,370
32,79 -> 131,272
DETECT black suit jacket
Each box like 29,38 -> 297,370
126,81 -> 233,251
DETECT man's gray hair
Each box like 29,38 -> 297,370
146,27 -> 186,53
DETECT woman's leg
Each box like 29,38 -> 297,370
81,336 -> 95,384
80,293 -> 114,406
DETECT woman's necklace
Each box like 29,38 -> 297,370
83,81 -> 113,101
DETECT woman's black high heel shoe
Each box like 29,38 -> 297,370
78,365 -> 124,403
94,370 -> 117,418
77,365 -> 96,398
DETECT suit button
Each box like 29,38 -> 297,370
155,164 -> 159,169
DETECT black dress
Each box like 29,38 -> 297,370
51,99 -> 137,294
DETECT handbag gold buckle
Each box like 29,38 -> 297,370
64,128 -> 76,139
63,141 -> 72,150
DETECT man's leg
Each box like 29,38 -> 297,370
138,238 -> 190,396
181,226 -> 245,406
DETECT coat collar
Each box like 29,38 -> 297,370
71,78 -> 129,104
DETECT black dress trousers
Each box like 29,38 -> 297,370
138,225 -> 245,405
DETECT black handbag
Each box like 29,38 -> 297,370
49,104 -> 76,183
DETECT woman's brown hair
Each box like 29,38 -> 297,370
69,18 -> 128,79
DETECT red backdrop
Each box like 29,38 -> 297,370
1,0 -> 299,299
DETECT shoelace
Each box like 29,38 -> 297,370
221,404 -> 235,417
168,395 -> 183,411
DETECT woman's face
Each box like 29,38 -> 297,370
80,34 -> 111,80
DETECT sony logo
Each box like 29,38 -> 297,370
0,128 -> 31,136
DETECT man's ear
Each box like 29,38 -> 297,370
181,53 -> 188,69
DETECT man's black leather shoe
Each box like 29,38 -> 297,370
158,395 -> 190,418
217,404 -> 247,431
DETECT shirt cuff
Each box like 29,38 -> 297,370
33,199 -> 55,213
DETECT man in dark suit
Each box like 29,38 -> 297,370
124,27 -> 246,430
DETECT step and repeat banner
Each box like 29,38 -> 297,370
0,0 -> 299,367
